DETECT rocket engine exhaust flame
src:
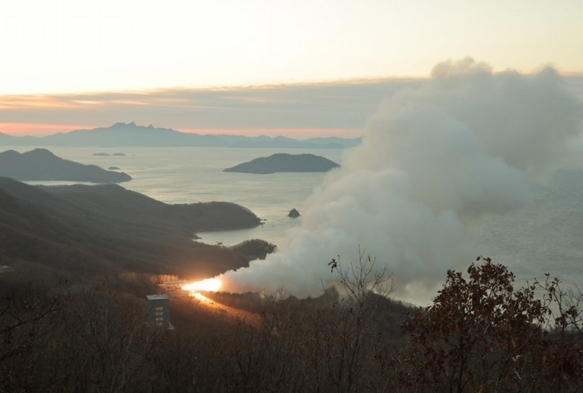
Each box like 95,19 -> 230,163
182,278 -> 222,292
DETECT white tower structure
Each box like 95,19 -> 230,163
146,294 -> 174,330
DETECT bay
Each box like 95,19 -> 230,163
6,146 -> 345,248
3,146 -> 583,290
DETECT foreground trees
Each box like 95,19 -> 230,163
0,277 -> 158,392
1,256 -> 582,392
401,256 -> 583,392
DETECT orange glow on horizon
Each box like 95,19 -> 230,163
0,123 -> 94,136
0,123 -> 362,139
182,277 -> 222,292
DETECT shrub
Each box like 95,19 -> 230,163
400,257 -> 583,392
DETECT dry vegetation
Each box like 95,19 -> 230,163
2,256 -> 582,392
1,179 -> 582,391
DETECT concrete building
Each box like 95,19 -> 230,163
146,294 -> 174,330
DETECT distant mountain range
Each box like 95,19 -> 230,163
0,122 -> 362,149
0,148 -> 131,183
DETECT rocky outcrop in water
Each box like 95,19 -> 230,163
288,208 -> 301,218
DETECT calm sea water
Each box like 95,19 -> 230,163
7,146 -> 344,248
4,146 -> 583,289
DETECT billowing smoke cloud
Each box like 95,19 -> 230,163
219,59 -> 583,302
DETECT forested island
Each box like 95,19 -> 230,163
224,153 -> 340,174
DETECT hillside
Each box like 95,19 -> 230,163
0,148 -> 131,183
224,153 -> 340,174
0,178 -> 261,278
2,177 -> 583,392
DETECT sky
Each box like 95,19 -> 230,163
1,0 -> 582,137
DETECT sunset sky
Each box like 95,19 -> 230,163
1,0 -> 582,137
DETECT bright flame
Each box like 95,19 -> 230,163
192,292 -> 214,304
182,277 -> 221,292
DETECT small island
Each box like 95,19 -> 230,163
92,152 -> 110,156
288,208 -> 301,218
224,153 -> 340,174
0,149 -> 132,183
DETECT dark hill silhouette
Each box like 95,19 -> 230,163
39,182 -> 261,234
0,178 -> 261,277
0,148 -> 131,183
224,153 -> 340,174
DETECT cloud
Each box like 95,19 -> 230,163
0,79 -> 420,136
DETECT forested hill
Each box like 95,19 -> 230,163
0,178 -> 260,278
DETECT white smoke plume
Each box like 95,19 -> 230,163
219,58 -> 583,302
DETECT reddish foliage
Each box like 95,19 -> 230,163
400,257 -> 583,392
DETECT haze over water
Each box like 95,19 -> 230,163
5,144 -> 583,299
8,146 -> 343,247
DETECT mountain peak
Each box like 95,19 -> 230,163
111,121 -> 137,128
24,148 -> 56,157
